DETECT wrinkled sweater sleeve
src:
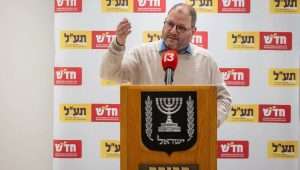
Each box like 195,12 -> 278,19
100,38 -> 139,83
210,59 -> 232,126
217,84 -> 232,126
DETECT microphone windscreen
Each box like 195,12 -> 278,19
161,50 -> 178,70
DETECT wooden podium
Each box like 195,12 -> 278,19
120,85 -> 217,170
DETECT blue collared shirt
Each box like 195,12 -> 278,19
158,40 -> 192,55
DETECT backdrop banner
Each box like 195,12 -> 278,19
54,0 -> 300,170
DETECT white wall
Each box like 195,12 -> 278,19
0,1 -> 53,170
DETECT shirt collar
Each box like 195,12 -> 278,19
158,40 -> 192,55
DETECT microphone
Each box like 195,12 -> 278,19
161,50 -> 178,85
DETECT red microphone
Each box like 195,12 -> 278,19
161,50 -> 178,85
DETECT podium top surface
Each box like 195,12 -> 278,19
120,84 -> 217,90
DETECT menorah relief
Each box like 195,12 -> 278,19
156,97 -> 183,132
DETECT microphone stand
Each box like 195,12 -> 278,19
164,68 -> 174,85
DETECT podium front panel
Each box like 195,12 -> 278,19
121,85 -> 217,170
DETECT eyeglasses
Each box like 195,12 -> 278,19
164,20 -> 192,33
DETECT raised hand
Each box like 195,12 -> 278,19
116,18 -> 132,46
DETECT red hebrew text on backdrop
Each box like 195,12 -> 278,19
259,104 -> 291,123
92,104 -> 120,122
217,140 -> 249,158
53,140 -> 82,158
134,0 -> 166,12
55,0 -> 82,12
54,67 -> 82,85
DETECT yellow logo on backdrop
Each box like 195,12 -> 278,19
100,79 -> 118,86
270,0 -> 300,13
60,31 -> 92,49
100,140 -> 120,158
268,68 -> 299,87
60,104 -> 91,122
101,0 -> 133,12
227,32 -> 259,50
143,31 -> 162,43
185,0 -> 218,13
268,141 -> 299,159
227,104 -> 258,122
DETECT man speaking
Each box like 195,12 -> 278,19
100,3 -> 231,127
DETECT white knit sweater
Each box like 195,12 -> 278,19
100,38 -> 232,126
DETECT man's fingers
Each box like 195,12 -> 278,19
117,18 -> 131,29
118,25 -> 131,34
117,23 -> 131,37
115,18 -> 131,45
119,19 -> 129,25
117,22 -> 131,32
124,30 -> 131,36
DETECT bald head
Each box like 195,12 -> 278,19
167,3 -> 197,28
